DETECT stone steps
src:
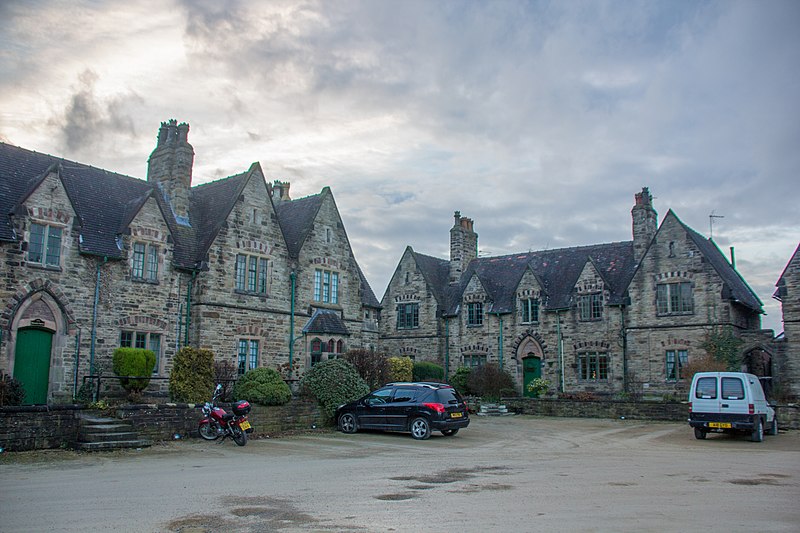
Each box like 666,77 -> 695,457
477,404 -> 515,416
76,414 -> 152,451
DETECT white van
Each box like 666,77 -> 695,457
688,372 -> 777,442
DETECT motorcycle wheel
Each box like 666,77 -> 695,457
232,424 -> 248,446
198,421 -> 220,441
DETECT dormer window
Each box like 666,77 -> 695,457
578,293 -> 602,321
27,222 -> 62,267
521,298 -> 539,324
467,302 -> 483,327
132,242 -> 159,282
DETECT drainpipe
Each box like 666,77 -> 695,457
621,306 -> 628,393
289,271 -> 296,369
492,312 -> 504,370
444,317 -> 450,381
73,328 -> 81,400
184,271 -> 196,347
556,310 -> 565,393
89,256 -> 107,376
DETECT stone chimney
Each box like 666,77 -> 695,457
632,187 -> 658,263
271,180 -> 291,204
450,211 -> 478,284
147,119 -> 194,225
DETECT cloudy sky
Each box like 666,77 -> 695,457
1,0 -> 797,333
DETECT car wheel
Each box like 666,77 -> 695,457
767,416 -> 778,436
339,413 -> 358,434
751,417 -> 764,442
410,417 -> 431,440
694,428 -> 706,440
441,429 -> 459,436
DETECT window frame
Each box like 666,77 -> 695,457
27,222 -> 63,268
656,282 -> 694,316
467,302 -> 484,327
314,268 -> 339,304
463,354 -> 486,368
235,253 -> 269,295
396,302 -> 420,330
665,349 -> 689,381
578,293 -> 603,321
521,297 -> 539,324
132,242 -> 159,282
119,330 -> 162,374
237,338 -> 259,376
578,352 -> 609,381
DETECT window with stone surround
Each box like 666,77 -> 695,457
396,302 -> 419,329
578,352 -> 609,380
656,282 -> 693,315
237,339 -> 259,376
314,269 -> 339,304
132,242 -> 159,282
467,302 -> 483,327
665,349 -> 688,381
27,222 -> 62,267
235,254 -> 269,295
120,331 -> 162,374
578,293 -> 603,321
521,298 -> 539,324
463,354 -> 486,368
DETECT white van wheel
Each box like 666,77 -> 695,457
694,428 -> 706,440
767,417 -> 778,436
751,417 -> 764,442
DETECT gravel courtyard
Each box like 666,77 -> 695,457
1,416 -> 798,532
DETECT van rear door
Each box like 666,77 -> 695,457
720,375 -> 748,415
692,375 -> 719,414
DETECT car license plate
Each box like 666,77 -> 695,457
450,412 -> 463,418
708,422 -> 731,429
240,420 -> 251,430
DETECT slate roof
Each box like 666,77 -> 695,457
302,309 -> 350,335
443,241 -> 638,315
0,142 -> 380,306
410,249 -> 451,306
672,211 -> 762,312
773,243 -> 800,301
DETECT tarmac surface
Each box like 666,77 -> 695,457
1,415 -> 798,532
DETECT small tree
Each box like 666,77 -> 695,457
388,356 -> 413,382
450,367 -> 472,396
233,367 -> 292,406
300,359 -> 370,421
412,361 -> 444,382
468,364 -> 515,402
344,348 -> 392,389
112,348 -> 156,395
701,327 -> 744,371
0,372 -> 25,406
169,346 -> 215,403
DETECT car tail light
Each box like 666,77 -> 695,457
688,402 -> 692,413
424,402 -> 446,413
749,404 -> 754,415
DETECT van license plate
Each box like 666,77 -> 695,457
450,412 -> 463,418
709,422 -> 731,429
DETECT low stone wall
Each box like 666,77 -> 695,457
0,399 -> 325,452
500,398 -> 800,429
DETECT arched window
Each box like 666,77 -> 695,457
336,340 -> 344,353
311,338 -> 322,353
327,339 -> 336,353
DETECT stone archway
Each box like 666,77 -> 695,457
516,336 -> 545,397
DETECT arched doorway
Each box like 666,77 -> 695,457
517,337 -> 544,397
13,327 -> 53,404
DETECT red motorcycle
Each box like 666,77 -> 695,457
198,384 -> 252,446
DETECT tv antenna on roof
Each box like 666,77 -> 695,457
709,211 -> 724,240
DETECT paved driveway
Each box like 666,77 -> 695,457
1,416 -> 798,532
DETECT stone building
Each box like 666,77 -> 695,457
774,244 -> 800,398
380,188 -> 772,398
0,120 -> 379,404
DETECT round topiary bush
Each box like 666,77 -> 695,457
299,359 -> 370,421
112,347 -> 156,394
168,346 -> 215,403
412,361 -> 444,382
450,366 -> 472,396
388,356 -> 413,383
233,367 -> 291,406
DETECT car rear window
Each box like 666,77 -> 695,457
695,377 -> 717,399
392,388 -> 418,403
436,388 -> 463,405
721,377 -> 745,400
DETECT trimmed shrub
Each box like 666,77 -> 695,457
450,366 -> 472,396
300,359 -> 370,421
233,367 -> 292,406
468,364 -> 515,401
344,349 -> 391,389
412,361 -> 444,382
169,346 -> 215,403
112,347 -> 156,393
388,356 -> 413,383
0,372 -> 25,406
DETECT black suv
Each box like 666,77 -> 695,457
336,382 -> 470,440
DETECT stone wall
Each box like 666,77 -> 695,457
0,404 -> 83,451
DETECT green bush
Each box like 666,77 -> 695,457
0,372 -> 25,406
300,359 -> 370,421
112,348 -> 156,393
450,367 -> 472,395
233,367 -> 292,406
468,364 -> 516,401
412,361 -> 444,382
344,349 -> 391,389
388,356 -> 413,382
169,346 -> 215,403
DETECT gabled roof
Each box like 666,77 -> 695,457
410,249 -> 450,306
302,309 -> 350,335
356,262 -> 381,308
443,241 -> 637,315
670,210 -> 763,312
274,191 -> 325,258
774,243 -> 800,301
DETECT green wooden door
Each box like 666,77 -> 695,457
13,328 -> 53,404
523,357 -> 542,398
